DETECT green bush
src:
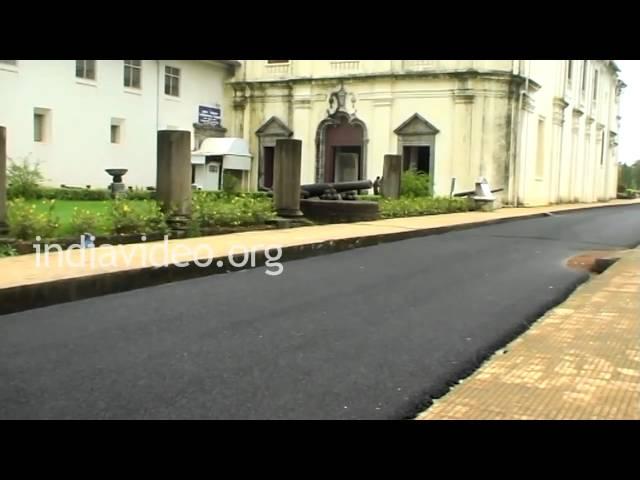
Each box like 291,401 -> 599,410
400,170 -> 432,198
108,200 -> 168,235
192,192 -> 275,229
357,194 -> 381,201
222,172 -> 241,193
379,196 -> 470,219
7,156 -> 45,199
38,188 -> 111,201
7,186 -> 155,202
195,191 -> 270,201
125,188 -> 154,201
67,207 -> 106,237
8,199 -> 60,240
0,244 -> 18,257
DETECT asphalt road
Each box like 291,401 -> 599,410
1,205 -> 639,420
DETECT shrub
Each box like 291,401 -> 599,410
125,188 -> 154,201
192,192 -> 276,229
0,244 -> 18,257
67,207 -> 105,237
8,198 -> 59,240
400,170 -> 432,198
108,200 -> 168,235
222,172 -> 241,193
379,196 -> 470,219
357,194 -> 381,201
195,191 -> 270,201
7,156 -> 45,199
7,187 -> 155,202
37,187 -> 112,201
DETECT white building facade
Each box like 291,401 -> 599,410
229,60 -> 624,206
0,60 -> 239,189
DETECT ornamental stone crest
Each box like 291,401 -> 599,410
327,84 -> 357,118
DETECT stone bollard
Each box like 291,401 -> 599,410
0,126 -> 8,235
273,139 -> 303,217
156,130 -> 193,236
381,154 -> 402,199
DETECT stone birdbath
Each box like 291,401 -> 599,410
105,169 -> 128,199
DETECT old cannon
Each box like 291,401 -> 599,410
301,180 -> 373,200
299,180 -> 377,223
261,179 -> 379,223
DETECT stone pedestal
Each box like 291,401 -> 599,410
273,139 -> 303,217
472,177 -> 496,212
473,198 -> 496,212
157,130 -> 192,236
381,154 -> 402,199
0,126 -> 8,235
106,168 -> 128,199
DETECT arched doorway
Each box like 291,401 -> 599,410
315,112 -> 367,183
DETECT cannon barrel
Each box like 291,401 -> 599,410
301,180 -> 373,198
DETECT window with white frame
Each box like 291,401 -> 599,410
124,60 -> 142,89
76,60 -> 96,80
164,66 -> 180,97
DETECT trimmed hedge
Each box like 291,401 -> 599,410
379,196 -> 471,218
8,187 -> 154,201
191,192 -> 276,230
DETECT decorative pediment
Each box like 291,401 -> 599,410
394,113 -> 440,136
256,116 -> 293,137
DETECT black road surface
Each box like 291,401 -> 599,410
1,206 -> 639,419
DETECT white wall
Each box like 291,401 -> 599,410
0,60 -> 231,189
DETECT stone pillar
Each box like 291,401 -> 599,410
453,81 -> 475,193
550,98 -> 568,204
371,98 -> 392,182
381,154 -> 402,199
157,130 -> 192,234
273,139 -> 303,217
292,96 -> 311,183
0,126 -> 7,235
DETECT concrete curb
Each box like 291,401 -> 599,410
1,201 -> 638,316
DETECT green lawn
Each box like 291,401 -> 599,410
31,200 -> 141,237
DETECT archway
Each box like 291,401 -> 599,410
315,112 -> 368,183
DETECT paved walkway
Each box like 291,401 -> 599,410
417,248 -> 640,420
0,199 -> 639,290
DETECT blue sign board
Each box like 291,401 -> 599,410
199,105 -> 221,127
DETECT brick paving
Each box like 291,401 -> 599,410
417,248 -> 640,420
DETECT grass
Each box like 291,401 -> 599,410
31,200 -> 143,237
